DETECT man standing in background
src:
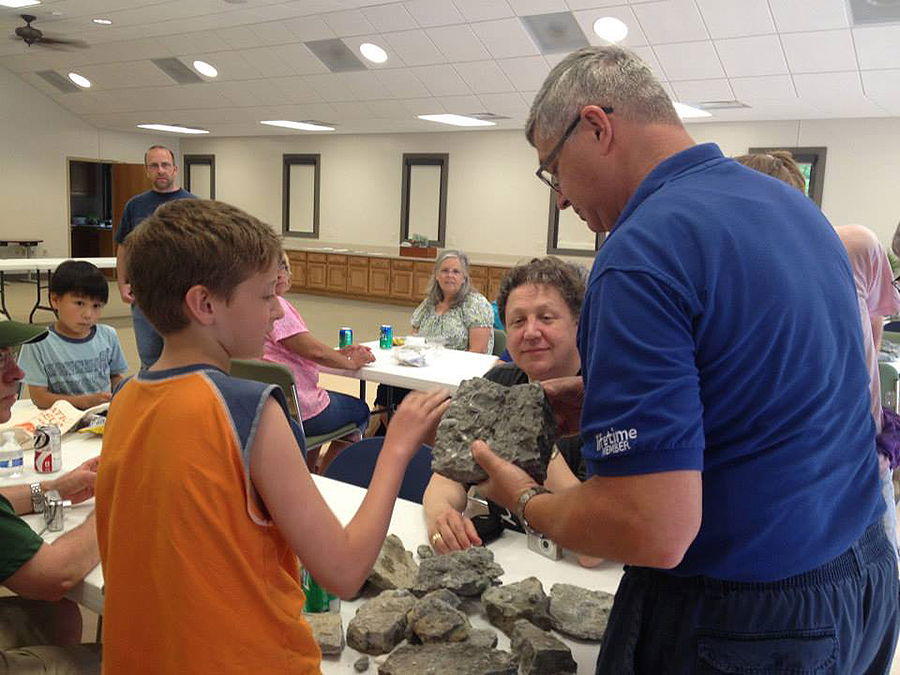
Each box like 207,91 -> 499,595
115,145 -> 195,369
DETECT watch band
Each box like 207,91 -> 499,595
514,485 -> 551,532
30,482 -> 44,514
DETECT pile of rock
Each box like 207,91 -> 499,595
304,536 -> 612,674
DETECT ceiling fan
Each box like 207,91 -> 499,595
13,14 -> 87,48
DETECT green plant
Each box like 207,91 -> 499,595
410,233 -> 430,247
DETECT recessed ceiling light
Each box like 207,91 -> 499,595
92,18 -> 112,25
137,124 -> 209,135
417,114 -> 496,127
359,42 -> 388,64
260,120 -> 335,131
593,17 -> 628,43
0,0 -> 41,8
192,60 -> 218,78
67,72 -> 91,88
673,102 -> 712,119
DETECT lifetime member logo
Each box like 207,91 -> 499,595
596,427 -> 638,456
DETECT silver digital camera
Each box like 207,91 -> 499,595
527,532 -> 562,560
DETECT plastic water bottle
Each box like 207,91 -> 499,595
0,430 -> 24,478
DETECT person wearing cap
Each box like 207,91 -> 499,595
0,320 -> 101,673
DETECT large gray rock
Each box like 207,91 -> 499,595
303,612 -> 344,655
548,583 -> 614,641
412,546 -> 504,597
367,534 -> 419,592
416,544 -> 434,560
406,592 -> 470,643
354,656 -> 370,672
377,643 -> 517,675
465,628 -> 499,649
511,619 -> 577,674
346,589 -> 418,655
432,377 -> 556,484
481,576 -> 552,635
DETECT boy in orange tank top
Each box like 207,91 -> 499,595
95,199 -> 449,674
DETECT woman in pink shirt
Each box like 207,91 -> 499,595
263,254 -> 374,455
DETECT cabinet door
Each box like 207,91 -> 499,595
391,259 -> 414,299
287,251 -> 306,291
369,262 -> 391,297
348,256 -> 369,295
469,265 -> 489,296
487,266 -> 508,302
413,261 -> 433,298
326,254 -> 348,292
307,252 -> 327,290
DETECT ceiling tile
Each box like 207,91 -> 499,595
361,4 -> 419,32
853,24 -> 900,70
340,35 -> 396,69
632,0 -> 709,44
240,46 -> 296,78
436,94 -> 484,113
269,43 -> 331,76
670,78 -> 734,104
192,51 -> 262,81
507,0 -> 568,15
399,97 -> 446,115
451,0 -> 515,22
158,30 -> 232,56
861,69 -> 900,112
337,71 -> 386,99
730,74 -> 797,102
565,0 -> 633,9
321,9 -> 377,37
403,0 -> 466,27
375,68 -> 432,98
244,20 -> 299,46
572,6 -> 648,48
653,42 -> 725,81
77,62 -> 175,90
781,29 -> 857,74
470,18 -> 541,59
793,71 -> 863,100
478,91 -> 529,116
269,76 -> 325,104
327,100 -> 375,121
409,64 -> 473,96
382,29 -> 445,66
631,45 -> 667,82
366,99 -> 412,118
715,35 -> 788,78
425,24 -> 492,62
497,55 -> 551,91
215,26 -> 261,50
453,59 -> 517,93
281,16 -> 336,41
693,0 -> 775,39
767,0 -> 850,32
303,72 -> 355,101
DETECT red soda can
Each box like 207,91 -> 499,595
33,424 -> 62,473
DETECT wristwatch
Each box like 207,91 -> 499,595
30,482 -> 44,514
514,485 -> 551,533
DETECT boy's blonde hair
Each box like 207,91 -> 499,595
126,199 -> 281,334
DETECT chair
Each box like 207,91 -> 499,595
323,438 -> 434,504
230,359 -> 359,468
492,329 -> 507,357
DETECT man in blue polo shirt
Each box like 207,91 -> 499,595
473,45 -> 898,673
115,145 -> 195,368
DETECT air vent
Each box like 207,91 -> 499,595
695,100 -> 750,110
37,70 -> 81,93
520,12 -> 589,54
848,0 -> 900,24
305,38 -> 366,73
468,112 -> 511,121
151,58 -> 203,84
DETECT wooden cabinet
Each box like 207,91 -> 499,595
326,254 -> 347,292
369,258 -> 391,297
306,252 -> 327,290
469,265 -> 489,297
488,266 -> 507,302
413,261 -> 433,299
287,251 -> 306,290
347,256 -> 369,295
390,259 -> 414,300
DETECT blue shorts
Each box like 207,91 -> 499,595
597,520 -> 899,674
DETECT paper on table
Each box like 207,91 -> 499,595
1,400 -> 109,444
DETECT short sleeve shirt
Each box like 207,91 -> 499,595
0,495 -> 43,583
115,189 -> 195,244
19,324 -> 128,395
410,292 -> 494,352
262,297 -> 330,420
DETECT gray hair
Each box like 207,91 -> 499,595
426,250 -> 472,309
526,45 -> 680,146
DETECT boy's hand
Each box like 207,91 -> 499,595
384,388 -> 450,459
73,392 -> 112,410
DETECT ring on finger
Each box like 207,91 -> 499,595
431,531 -> 443,545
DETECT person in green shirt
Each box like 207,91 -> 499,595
0,320 -> 101,673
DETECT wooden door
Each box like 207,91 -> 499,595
111,163 -> 150,247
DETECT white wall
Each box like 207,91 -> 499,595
182,117 -> 900,258
0,66 -> 177,257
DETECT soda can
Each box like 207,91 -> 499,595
302,568 -> 339,613
339,327 -> 353,349
379,324 -> 393,350
33,424 -> 62,474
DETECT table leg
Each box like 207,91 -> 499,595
0,272 -> 9,320
359,380 -> 367,401
29,269 -> 55,323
